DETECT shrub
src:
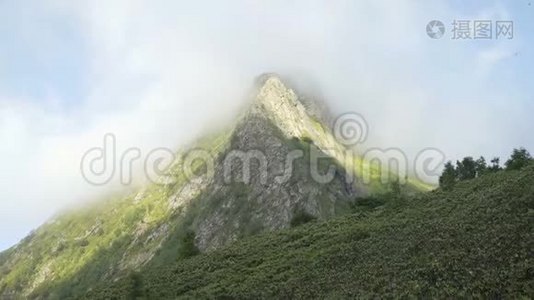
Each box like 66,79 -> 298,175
177,230 -> 199,259
127,272 -> 144,299
290,210 -> 317,227
352,196 -> 386,209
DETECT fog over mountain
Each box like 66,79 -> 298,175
1,0 -> 533,250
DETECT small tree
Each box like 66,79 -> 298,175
439,161 -> 457,190
488,157 -> 502,172
505,148 -> 532,171
456,157 -> 476,180
475,156 -> 487,177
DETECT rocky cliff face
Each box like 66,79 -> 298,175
190,76 -> 359,250
0,75 -> 369,297
154,75 -> 363,251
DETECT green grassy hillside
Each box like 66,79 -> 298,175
82,163 -> 534,299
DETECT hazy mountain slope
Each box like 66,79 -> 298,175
0,75 -> 411,298
83,163 -> 534,299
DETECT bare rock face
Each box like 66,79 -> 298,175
186,75 -> 360,251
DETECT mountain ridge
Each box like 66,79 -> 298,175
0,75 -> 399,297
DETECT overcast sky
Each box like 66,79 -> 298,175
1,0 -> 533,250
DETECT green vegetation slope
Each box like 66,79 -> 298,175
83,163 -> 534,299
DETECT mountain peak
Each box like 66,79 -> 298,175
255,74 -> 299,108
249,74 -> 314,140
